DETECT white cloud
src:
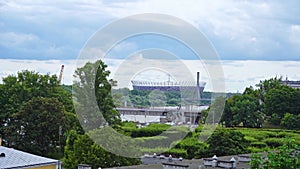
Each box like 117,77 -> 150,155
0,32 -> 40,47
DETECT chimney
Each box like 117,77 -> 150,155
197,72 -> 200,87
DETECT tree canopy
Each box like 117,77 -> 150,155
73,60 -> 121,130
0,70 -> 75,156
221,77 -> 300,128
206,128 -> 249,156
4,97 -> 67,157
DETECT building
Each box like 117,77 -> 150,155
131,72 -> 206,93
280,80 -> 300,89
0,146 -> 61,169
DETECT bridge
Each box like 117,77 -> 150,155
116,106 -> 208,124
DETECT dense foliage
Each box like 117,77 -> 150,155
220,77 -> 300,129
73,60 -> 121,130
0,70 -> 76,158
4,97 -> 67,157
63,130 -> 141,169
206,128 -> 250,156
250,138 -> 300,169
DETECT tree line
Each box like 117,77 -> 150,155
218,77 -> 300,129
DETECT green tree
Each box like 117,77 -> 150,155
63,130 -> 140,169
231,94 -> 263,127
221,95 -> 237,127
73,60 -> 121,130
0,71 -> 73,140
206,128 -> 249,156
256,77 -> 281,103
5,97 -> 67,157
205,96 -> 226,124
129,89 -> 150,107
221,94 -> 263,127
281,113 -> 300,130
264,85 -> 300,125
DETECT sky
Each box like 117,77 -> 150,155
1,0 -> 300,92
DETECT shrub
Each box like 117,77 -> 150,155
281,113 -> 300,130
130,123 -> 171,137
175,137 -> 207,159
245,136 -> 257,142
263,138 -> 284,148
136,136 -> 169,148
206,128 -> 250,157
163,148 -> 188,159
250,138 -> 300,169
250,141 -> 267,148
247,147 -> 264,153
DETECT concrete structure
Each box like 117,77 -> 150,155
117,106 -> 205,124
162,162 -> 189,169
237,154 -> 251,162
203,155 -> 236,169
0,146 -> 61,169
106,154 -> 250,169
78,164 -> 92,169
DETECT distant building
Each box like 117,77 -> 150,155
280,79 -> 300,89
0,146 -> 61,169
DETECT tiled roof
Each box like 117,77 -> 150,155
0,146 -> 59,169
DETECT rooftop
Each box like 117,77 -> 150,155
0,146 -> 59,169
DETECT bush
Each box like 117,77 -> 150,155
206,128 -> 250,157
247,147 -> 266,153
281,113 -> 300,130
250,138 -> 300,169
263,138 -> 284,148
175,137 -> 207,159
245,136 -> 257,142
131,123 -> 170,137
136,136 -> 169,148
163,148 -> 188,158
250,142 -> 267,148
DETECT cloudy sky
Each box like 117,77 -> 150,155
1,0 -> 300,92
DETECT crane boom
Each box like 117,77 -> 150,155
58,64 -> 64,84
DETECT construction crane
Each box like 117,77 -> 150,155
58,64 -> 64,84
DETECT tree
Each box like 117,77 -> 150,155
73,60 -> 121,130
206,128 -> 249,156
221,94 -> 263,127
231,94 -> 263,127
0,70 -> 73,140
63,130 -> 140,169
5,97 -> 67,157
264,85 -> 300,125
221,95 -> 237,127
205,96 -> 226,124
256,77 -> 281,103
281,113 -> 300,130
